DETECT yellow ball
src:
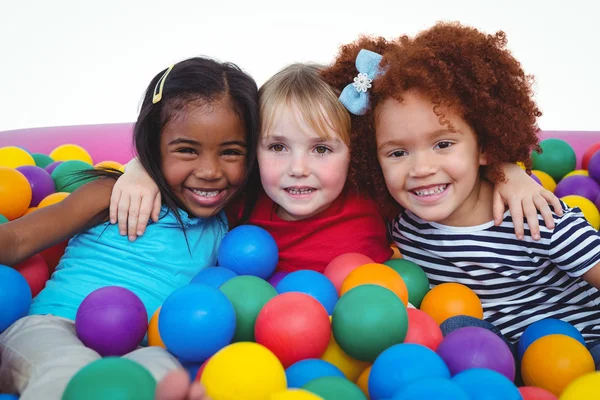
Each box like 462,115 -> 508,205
517,161 -> 526,170
564,169 -> 589,178
0,146 -> 35,168
38,192 -> 70,208
201,342 -> 286,400
321,327 -> 369,381
531,170 -> 557,192
50,144 -> 93,165
561,195 -> 600,230
94,160 -> 123,170
521,334 -> 594,396
560,372 -> 600,400
269,390 -> 323,400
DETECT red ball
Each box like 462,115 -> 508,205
255,292 -> 331,368
324,253 -> 373,294
14,254 -> 49,297
40,240 -> 68,274
403,308 -> 443,351
582,142 -> 600,170
518,386 -> 558,400
195,357 -> 210,381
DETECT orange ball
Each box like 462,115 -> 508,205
148,307 -> 166,348
324,253 -> 374,294
0,167 -> 32,220
521,334 -> 594,396
390,244 -> 402,259
23,207 -> 37,216
38,192 -> 70,208
340,263 -> 408,305
356,365 -> 371,398
419,283 -> 483,325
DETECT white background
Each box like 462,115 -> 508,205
1,0 -> 598,132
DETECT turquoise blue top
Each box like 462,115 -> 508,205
30,206 -> 227,322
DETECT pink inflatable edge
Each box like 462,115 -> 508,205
0,124 -> 599,168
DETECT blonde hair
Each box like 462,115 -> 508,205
259,63 -> 351,146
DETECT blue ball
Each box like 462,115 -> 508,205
369,344 -> 450,400
0,394 -> 19,400
392,378 -> 469,400
190,267 -> 238,288
517,318 -> 585,360
180,361 -> 202,381
452,368 -> 521,400
217,225 -> 278,279
0,265 -> 32,333
276,270 -> 338,314
285,359 -> 345,388
159,284 -> 236,363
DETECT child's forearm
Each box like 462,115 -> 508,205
0,223 -> 19,266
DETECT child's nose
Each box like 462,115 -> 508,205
409,153 -> 437,177
289,154 -> 310,177
194,157 -> 223,181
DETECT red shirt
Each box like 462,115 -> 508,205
228,189 -> 392,273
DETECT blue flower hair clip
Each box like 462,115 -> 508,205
338,49 -> 384,115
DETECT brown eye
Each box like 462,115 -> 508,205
270,144 -> 285,152
315,145 -> 330,154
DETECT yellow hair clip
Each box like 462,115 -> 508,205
152,64 -> 175,104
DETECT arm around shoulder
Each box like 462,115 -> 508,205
583,262 -> 600,290
0,177 -> 116,266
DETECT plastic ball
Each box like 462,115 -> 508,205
0,395 -> 19,400
190,266 -> 238,288
559,372 -> 600,400
369,344 -> 450,400
23,207 -> 37,215
0,167 -> 32,220
286,359 -> 345,388
341,263 -> 408,306
50,160 -> 95,193
0,214 -> 8,224
147,307 -> 166,348
518,386 -> 558,400
16,165 -> 56,207
303,376 -> 367,400
452,368 -> 521,400
521,334 -> 594,396
269,390 -> 324,400
38,192 -> 69,208
356,366 -> 371,398
531,170 -> 557,192
403,308 -> 443,351
0,265 -> 32,332
159,283 -> 235,363
560,195 -> 600,229
320,328 -> 369,381
195,358 -> 210,381
391,378 -> 469,400
255,292 -> 331,368
94,160 -> 123,170
44,160 -> 63,174
382,259 -> 429,308
517,318 -> 585,360
332,285 -> 407,362
0,146 -> 35,168
14,254 -> 49,297
268,270 -> 289,287
219,275 -> 278,342
554,175 -> 600,202
531,173 -> 542,185
62,357 -> 156,400
50,144 -> 93,165
588,151 -> 600,184
419,282 -> 483,325
31,153 -> 54,168
276,270 -> 338,314
217,225 -> 278,279
75,286 -> 148,356
40,239 -> 68,273
531,138 -> 576,181
564,169 -> 589,178
582,142 -> 600,169
201,342 -> 287,400
324,253 -> 374,293
436,326 -> 515,380
439,315 -> 513,351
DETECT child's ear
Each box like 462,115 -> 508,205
478,148 -> 488,166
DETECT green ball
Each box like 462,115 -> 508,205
32,153 -> 54,168
531,138 -> 576,181
62,357 -> 156,400
303,376 -> 367,400
219,275 -> 277,342
0,214 -> 8,224
383,259 -> 430,308
51,160 -> 95,192
332,284 -> 408,362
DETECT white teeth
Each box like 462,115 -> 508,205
191,189 -> 220,197
286,188 -> 315,195
414,184 -> 447,196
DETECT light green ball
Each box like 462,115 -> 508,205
51,160 -> 95,192
0,214 -> 8,224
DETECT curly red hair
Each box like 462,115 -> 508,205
322,22 -> 542,216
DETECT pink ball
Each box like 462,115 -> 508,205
404,308 -> 443,351
323,253 -> 373,294
518,386 -> 558,400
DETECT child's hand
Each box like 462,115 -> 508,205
492,163 -> 562,240
155,369 -> 211,400
109,158 -> 161,241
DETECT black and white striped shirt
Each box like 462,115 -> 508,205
391,203 -> 600,342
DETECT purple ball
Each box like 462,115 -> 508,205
268,271 -> 289,287
44,161 -> 63,175
554,175 -> 600,202
530,173 -> 541,185
595,192 -> 600,211
588,151 -> 600,185
436,326 -> 515,381
75,286 -> 148,356
16,165 -> 56,207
